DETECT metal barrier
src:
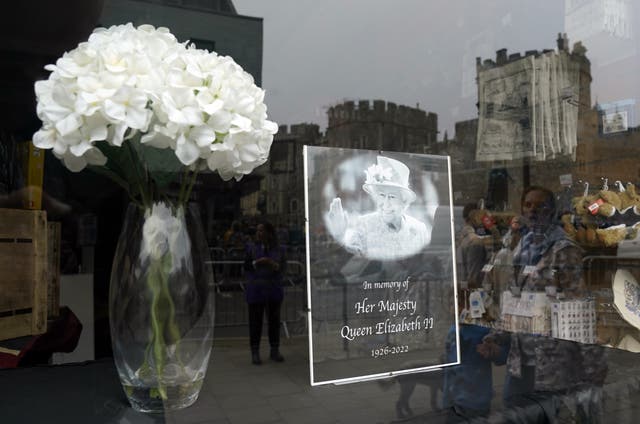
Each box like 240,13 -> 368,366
206,258 -> 307,336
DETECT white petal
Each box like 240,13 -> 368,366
231,114 -> 252,131
126,107 -> 151,131
77,75 -> 101,92
235,96 -> 255,114
190,126 -> 216,147
51,85 -> 75,108
62,152 -> 88,172
34,80 -> 53,100
104,99 -> 126,122
175,136 -> 199,165
84,148 -> 108,166
263,120 -> 278,134
70,141 -> 94,157
238,143 -> 261,162
128,91 -> 149,110
141,131 -> 173,149
207,110 -> 232,133
202,99 -> 223,115
42,103 -> 72,123
110,123 -> 128,146
55,113 -> 82,136
181,107 -> 204,126
206,153 -> 225,172
33,128 -> 56,149
53,143 -> 67,155
88,124 -> 108,142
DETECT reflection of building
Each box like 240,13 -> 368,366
432,119 -> 484,204
326,100 -> 438,153
475,33 -> 591,163
100,0 -> 263,84
598,99 -> 636,134
574,108 -> 640,185
441,32 -> 640,211
439,34 -> 594,209
240,124 -> 322,232
564,0 -> 640,130
235,100 -> 439,243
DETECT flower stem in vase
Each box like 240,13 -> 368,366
183,169 -> 199,205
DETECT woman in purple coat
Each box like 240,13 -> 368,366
244,221 -> 287,365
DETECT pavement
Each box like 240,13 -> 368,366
156,332 -> 640,424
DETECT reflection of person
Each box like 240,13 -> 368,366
326,156 -> 430,260
244,222 -> 286,365
478,186 -> 606,420
458,204 -> 490,289
442,323 -> 508,422
482,215 -> 527,319
223,220 -> 245,249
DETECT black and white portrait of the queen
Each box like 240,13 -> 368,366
317,152 -> 448,261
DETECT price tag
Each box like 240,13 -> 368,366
523,265 -> 537,276
482,214 -> 495,229
469,291 -> 485,318
482,264 -> 494,272
588,199 -> 603,215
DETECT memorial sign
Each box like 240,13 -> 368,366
303,146 -> 460,385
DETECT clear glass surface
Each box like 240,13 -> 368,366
109,201 -> 214,413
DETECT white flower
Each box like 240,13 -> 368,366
140,202 -> 191,272
33,23 -> 277,179
55,147 -> 107,173
365,164 -> 394,185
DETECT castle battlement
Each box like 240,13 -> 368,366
328,99 -> 436,127
275,123 -> 322,140
476,33 -> 589,72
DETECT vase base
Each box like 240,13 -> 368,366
123,379 -> 204,413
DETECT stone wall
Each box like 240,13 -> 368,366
326,100 -> 438,153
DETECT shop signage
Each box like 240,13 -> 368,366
602,110 -> 628,134
303,146 -> 460,385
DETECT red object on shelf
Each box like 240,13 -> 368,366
0,307 -> 82,368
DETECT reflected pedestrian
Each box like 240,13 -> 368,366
244,221 -> 287,365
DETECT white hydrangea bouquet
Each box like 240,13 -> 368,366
33,23 -> 277,207
32,24 -> 277,411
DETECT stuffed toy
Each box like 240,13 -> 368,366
617,182 -> 640,211
596,224 -> 627,247
560,214 -> 577,239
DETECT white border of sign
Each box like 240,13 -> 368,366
303,146 -> 461,386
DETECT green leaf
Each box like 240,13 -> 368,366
131,142 -> 183,190
86,165 -> 131,194
94,140 -> 147,198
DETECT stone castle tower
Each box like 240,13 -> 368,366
325,100 -> 438,153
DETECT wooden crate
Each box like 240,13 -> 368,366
0,208 -> 48,340
47,222 -> 61,319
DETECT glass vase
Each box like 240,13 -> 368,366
109,201 -> 214,413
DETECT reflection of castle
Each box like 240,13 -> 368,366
437,33 -> 640,209
240,124 -> 322,231
445,34 -> 592,209
244,101 -> 439,236
246,33 -> 640,239
326,100 -> 438,153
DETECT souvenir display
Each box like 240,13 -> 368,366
613,269 -> 640,330
550,299 -> 597,344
